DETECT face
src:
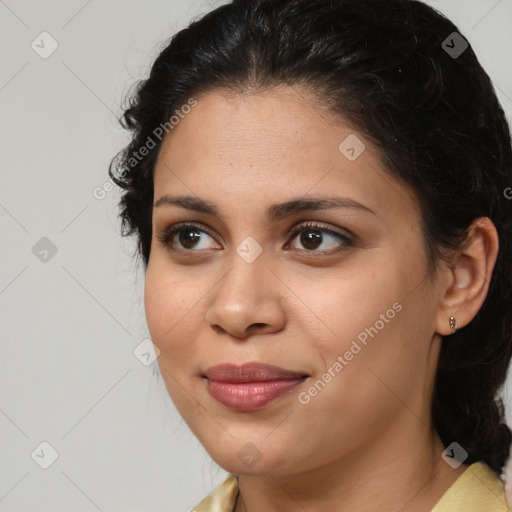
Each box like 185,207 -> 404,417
144,86 -> 443,477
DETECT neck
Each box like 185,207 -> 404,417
234,418 -> 469,512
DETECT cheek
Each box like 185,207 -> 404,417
144,264 -> 198,363
303,262 -> 402,351
144,267 -> 204,415
303,252 -> 429,398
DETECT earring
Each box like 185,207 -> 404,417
449,316 -> 458,333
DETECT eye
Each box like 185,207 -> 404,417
157,221 -> 354,255
157,223 -> 219,252
286,221 -> 353,254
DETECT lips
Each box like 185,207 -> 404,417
203,362 -> 308,411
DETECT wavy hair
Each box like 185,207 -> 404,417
109,0 -> 512,474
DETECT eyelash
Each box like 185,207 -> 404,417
156,221 -> 354,256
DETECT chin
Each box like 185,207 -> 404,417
213,455 -> 283,476
202,439 -> 294,476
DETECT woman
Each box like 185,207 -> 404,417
109,0 -> 512,510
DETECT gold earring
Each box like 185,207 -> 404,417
449,316 -> 458,333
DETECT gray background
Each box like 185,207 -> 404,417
1,1 -> 511,511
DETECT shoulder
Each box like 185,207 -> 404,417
191,474 -> 239,512
189,463 -> 509,512
432,461 -> 509,512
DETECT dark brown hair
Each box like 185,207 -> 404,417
109,0 -> 512,474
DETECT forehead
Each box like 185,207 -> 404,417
152,87 -> 420,223
158,87 -> 337,171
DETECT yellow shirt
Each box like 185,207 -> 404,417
192,462 -> 509,511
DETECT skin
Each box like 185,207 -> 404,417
144,86 -> 499,511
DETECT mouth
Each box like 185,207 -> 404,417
202,362 -> 309,411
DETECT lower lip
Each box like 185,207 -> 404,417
206,378 -> 306,411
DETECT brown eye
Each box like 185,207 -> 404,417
157,223 -> 218,251
287,222 -> 354,254
157,221 -> 353,256
176,227 -> 202,249
298,229 -> 323,250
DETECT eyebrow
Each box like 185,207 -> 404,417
153,194 -> 376,221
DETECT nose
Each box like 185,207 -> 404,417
205,249 -> 286,339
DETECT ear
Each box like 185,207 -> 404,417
435,217 -> 499,336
